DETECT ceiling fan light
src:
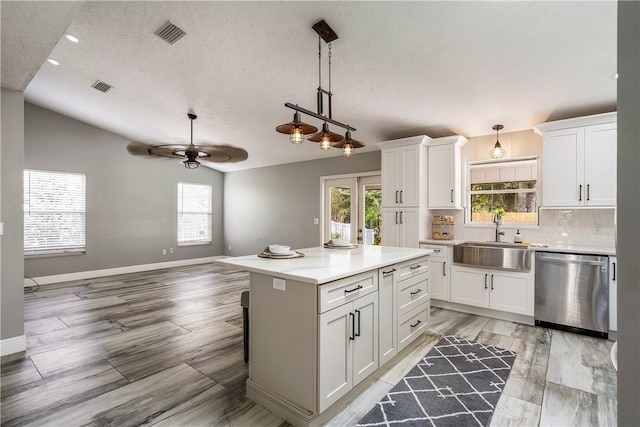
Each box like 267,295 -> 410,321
183,158 -> 200,169
290,127 -> 305,144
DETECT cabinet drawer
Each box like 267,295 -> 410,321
397,272 -> 429,316
398,303 -> 429,351
395,257 -> 429,282
319,271 -> 378,313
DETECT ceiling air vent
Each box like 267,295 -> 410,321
91,80 -> 113,93
154,21 -> 187,45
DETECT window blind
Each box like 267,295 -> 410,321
177,183 -> 212,245
24,169 -> 86,255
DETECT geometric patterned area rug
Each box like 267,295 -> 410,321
356,335 -> 516,427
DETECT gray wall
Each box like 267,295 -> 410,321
24,103 -> 225,278
1,88 -> 25,340
224,151 -> 381,256
617,1 -> 640,424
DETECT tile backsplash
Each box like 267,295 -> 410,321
430,209 -> 615,248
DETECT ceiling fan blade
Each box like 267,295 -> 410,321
127,142 -> 248,163
196,145 -> 249,163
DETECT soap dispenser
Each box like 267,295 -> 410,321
514,229 -> 522,244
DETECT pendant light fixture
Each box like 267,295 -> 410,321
275,20 -> 364,156
489,124 -> 506,159
183,113 -> 203,168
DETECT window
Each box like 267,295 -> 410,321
24,169 -> 86,255
177,182 -> 212,245
468,159 -> 538,225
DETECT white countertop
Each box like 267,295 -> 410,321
419,239 -> 615,256
216,245 -> 433,284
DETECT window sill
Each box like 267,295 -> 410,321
25,249 -> 85,259
463,222 -> 539,230
177,241 -> 212,247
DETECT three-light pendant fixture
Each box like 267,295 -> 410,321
275,20 -> 364,157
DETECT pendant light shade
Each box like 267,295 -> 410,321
307,122 -> 344,150
332,130 -> 365,157
275,111 -> 318,144
489,124 -> 506,159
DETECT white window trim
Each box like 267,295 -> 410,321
24,169 -> 86,257
177,182 -> 213,246
464,156 -> 539,228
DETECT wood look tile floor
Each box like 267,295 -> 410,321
1,263 -> 617,426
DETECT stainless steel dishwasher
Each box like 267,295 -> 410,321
535,252 -> 609,337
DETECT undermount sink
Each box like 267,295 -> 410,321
453,241 -> 531,271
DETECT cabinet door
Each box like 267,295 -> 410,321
584,123 -> 617,206
399,208 -> 419,248
399,145 -> 420,206
378,269 -> 397,366
381,208 -> 399,246
543,128 -> 584,207
352,292 -> 379,386
488,270 -> 533,316
381,149 -> 400,206
428,144 -> 455,208
450,265 -> 490,308
609,256 -> 617,331
318,304 -> 353,412
428,256 -> 447,301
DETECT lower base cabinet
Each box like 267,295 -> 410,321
450,264 -> 534,316
319,291 -> 378,412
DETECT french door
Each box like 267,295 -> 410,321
323,174 -> 381,245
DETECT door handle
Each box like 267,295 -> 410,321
349,312 -> 355,340
344,284 -> 363,294
395,191 -> 399,204
613,262 -> 616,281
587,184 -> 590,201
410,320 -> 422,328
579,184 -> 582,201
451,189 -> 454,203
484,273 -> 488,289
355,309 -> 361,337
383,268 -> 397,276
400,211 -> 403,224
443,261 -> 446,277
410,264 -> 422,271
395,211 -> 399,224
400,190 -> 403,203
491,274 -> 494,290
410,288 -> 422,296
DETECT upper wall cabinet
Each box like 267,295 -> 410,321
427,135 -> 468,209
534,113 -> 617,208
377,136 -> 429,208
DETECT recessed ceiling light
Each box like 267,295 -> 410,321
47,58 -> 60,66
65,34 -> 80,43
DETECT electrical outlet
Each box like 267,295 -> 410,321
595,223 -> 602,233
162,249 -> 167,255
273,278 -> 286,291
314,218 -> 319,225
169,247 -> 174,254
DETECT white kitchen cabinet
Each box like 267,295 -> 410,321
609,256 -> 617,332
378,268 -> 397,366
382,207 -> 419,248
420,243 -> 452,301
427,136 -> 467,209
535,113 -> 617,208
379,137 -> 427,207
319,291 -> 378,412
450,264 -> 534,316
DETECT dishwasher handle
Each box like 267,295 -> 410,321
537,255 -> 605,267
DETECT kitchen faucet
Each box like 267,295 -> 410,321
493,211 -> 505,242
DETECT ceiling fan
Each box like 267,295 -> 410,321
127,113 -> 248,168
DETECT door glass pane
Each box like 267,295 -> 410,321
330,186 -> 351,241
364,185 -> 381,245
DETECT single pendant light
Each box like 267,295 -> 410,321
489,124 -> 506,159
307,122 -> 344,151
332,130 -> 365,157
275,111 -> 318,144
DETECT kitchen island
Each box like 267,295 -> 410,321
217,245 -> 433,427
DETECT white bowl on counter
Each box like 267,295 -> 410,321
268,244 -> 291,254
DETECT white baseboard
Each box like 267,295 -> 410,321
0,335 -> 27,356
24,256 -> 228,287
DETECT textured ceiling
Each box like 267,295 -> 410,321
4,1 -> 617,172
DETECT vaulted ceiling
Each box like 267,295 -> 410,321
1,1 -> 617,172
